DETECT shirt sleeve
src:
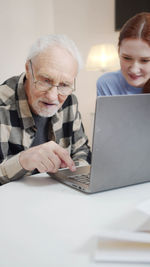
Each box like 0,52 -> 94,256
96,74 -> 114,96
0,154 -> 28,185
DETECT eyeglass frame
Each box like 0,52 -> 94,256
29,60 -> 76,96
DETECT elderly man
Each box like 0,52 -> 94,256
0,34 -> 91,185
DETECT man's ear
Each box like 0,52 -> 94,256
25,61 -> 30,79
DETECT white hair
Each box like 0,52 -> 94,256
26,34 -> 83,72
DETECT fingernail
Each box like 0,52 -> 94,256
71,165 -> 76,171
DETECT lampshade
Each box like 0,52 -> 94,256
86,44 -> 119,72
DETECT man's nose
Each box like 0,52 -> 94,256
45,86 -> 58,100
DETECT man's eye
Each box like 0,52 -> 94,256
60,83 -> 69,87
44,78 -> 51,83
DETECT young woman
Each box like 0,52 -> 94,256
97,12 -> 150,96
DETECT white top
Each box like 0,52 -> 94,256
0,173 -> 150,267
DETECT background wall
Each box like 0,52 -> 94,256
0,0 -> 119,144
53,0 -> 119,143
0,0 -> 54,81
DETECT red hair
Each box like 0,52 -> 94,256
118,12 -> 150,47
118,12 -> 150,93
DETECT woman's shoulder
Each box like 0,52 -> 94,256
96,70 -> 127,96
97,70 -> 122,83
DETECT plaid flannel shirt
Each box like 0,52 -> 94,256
0,73 -> 91,185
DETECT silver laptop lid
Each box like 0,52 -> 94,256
89,94 -> 150,193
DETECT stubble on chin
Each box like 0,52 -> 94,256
31,101 -> 60,117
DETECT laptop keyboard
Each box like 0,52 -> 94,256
68,173 -> 90,185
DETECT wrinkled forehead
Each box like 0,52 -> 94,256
32,45 -> 78,73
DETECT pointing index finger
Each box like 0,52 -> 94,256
55,146 -> 76,171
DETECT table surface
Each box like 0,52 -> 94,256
0,173 -> 150,267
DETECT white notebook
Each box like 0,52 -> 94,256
94,230 -> 150,263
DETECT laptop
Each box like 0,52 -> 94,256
48,94 -> 150,193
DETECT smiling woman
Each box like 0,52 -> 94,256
119,39 -> 150,88
97,12 -> 150,96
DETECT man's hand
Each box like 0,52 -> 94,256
19,141 -> 76,173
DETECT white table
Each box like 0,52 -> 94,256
0,173 -> 150,267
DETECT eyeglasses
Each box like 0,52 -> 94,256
29,60 -> 76,96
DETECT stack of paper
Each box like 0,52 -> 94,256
94,230 -> 150,263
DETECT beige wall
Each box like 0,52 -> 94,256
53,0 -> 119,143
0,0 -> 54,81
0,0 -> 119,144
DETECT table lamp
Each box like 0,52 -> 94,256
86,43 -> 119,72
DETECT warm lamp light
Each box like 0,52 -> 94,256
86,44 -> 119,72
